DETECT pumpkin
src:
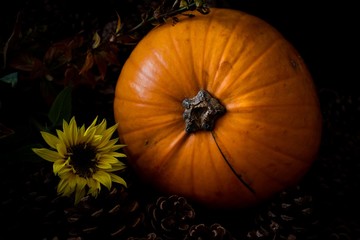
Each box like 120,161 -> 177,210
113,8 -> 322,209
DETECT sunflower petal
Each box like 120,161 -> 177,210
97,138 -> 119,151
98,154 -> 122,164
56,129 -> 69,148
107,143 -> 126,153
74,186 -> 86,205
58,175 -> 75,196
93,171 -> 112,190
96,161 -> 112,170
87,178 -> 101,197
113,152 -> 126,158
89,116 -> 99,129
32,148 -> 59,162
75,176 -> 87,195
40,131 -> 59,149
68,117 -> 78,145
94,118 -> 107,134
57,178 -> 68,195
84,126 -> 97,142
110,173 -> 127,187
108,162 -> 127,172
53,159 -> 68,175
56,143 -> 67,158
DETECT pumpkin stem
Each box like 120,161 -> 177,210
182,90 -> 226,133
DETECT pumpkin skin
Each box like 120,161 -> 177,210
113,8 -> 322,209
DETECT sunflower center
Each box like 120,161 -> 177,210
68,143 -> 98,177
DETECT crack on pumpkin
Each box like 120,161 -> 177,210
210,131 -> 256,195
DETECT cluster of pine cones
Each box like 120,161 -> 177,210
1,89 -> 360,240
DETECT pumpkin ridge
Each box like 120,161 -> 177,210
234,37 -> 281,80
212,130 -> 301,189
232,74 -> 297,103
216,38 -> 282,99
199,8 -> 213,88
200,10 -> 224,91
129,59 -> 184,102
208,14 -> 240,91
217,14 -> 247,66
236,127 -> 312,165
126,118 -> 181,134
167,25 -> 199,91
156,131 -> 188,172
229,110 -> 318,131
210,131 -> 256,195
128,57 -> 156,83
149,49 -> 198,102
231,103 -> 319,112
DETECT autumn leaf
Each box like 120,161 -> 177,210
44,41 -> 72,65
115,11 -> 123,34
64,65 -> 97,87
8,53 -> 48,80
9,53 -> 43,72
68,35 -> 85,49
93,52 -> 108,80
79,51 -> 94,76
64,66 -> 79,86
92,32 -> 101,49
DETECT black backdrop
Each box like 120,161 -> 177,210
1,1 -> 359,239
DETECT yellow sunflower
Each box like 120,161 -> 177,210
33,116 -> 127,204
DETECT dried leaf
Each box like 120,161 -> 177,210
115,11 -> 122,34
79,51 -> 94,76
180,0 -> 191,8
64,66 -> 79,86
0,72 -> 18,87
9,54 -> 43,72
116,34 -> 139,45
92,32 -> 101,49
101,47 -> 120,65
93,52 -> 108,80
195,0 -> 210,14
44,41 -> 72,65
3,12 -> 22,69
70,67 -> 97,87
0,122 -> 15,139
8,54 -> 48,80
68,35 -> 85,49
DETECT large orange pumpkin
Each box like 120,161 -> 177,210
113,8 -> 322,209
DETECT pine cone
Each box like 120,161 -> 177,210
323,218 -> 360,240
127,232 -> 163,240
146,195 -> 196,239
246,185 -> 319,240
184,223 -> 237,240
63,182 -> 145,239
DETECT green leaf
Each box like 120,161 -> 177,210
0,72 -> 18,87
48,86 -> 72,128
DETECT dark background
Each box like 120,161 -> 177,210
1,1 -> 359,239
